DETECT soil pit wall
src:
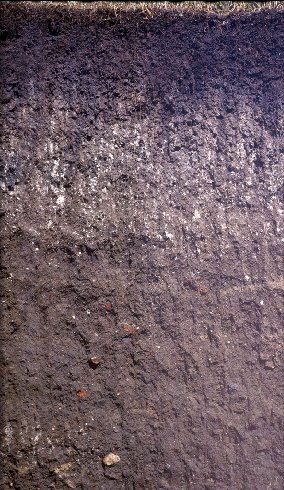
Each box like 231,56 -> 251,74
0,4 -> 284,490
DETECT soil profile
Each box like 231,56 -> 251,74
0,2 -> 284,489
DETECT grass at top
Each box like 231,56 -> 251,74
1,1 -> 284,15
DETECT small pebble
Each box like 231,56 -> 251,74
164,463 -> 171,474
265,360 -> 275,370
122,337 -> 131,344
198,285 -> 208,295
77,389 -> 87,398
227,382 -> 239,393
102,453 -> 120,467
88,356 -> 101,368
122,323 -> 136,335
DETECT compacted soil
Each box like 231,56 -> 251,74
0,3 -> 283,489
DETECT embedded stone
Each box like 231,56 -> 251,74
102,453 -> 120,467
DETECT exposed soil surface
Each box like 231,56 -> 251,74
0,4 -> 284,489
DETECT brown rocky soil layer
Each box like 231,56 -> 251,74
0,3 -> 284,489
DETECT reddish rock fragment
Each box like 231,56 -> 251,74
77,389 -> 87,398
122,323 -> 136,336
105,302 -> 112,311
198,285 -> 208,295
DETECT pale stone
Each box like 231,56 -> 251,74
102,453 -> 120,466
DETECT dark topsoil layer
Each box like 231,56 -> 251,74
0,4 -> 284,490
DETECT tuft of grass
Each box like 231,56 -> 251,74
1,1 -> 284,15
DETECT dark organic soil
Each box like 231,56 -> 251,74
0,4 -> 284,490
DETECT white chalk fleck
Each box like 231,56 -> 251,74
193,209 -> 201,220
4,423 -> 13,452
